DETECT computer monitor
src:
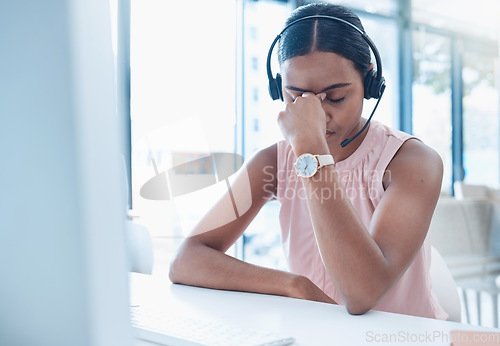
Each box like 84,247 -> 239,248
0,1 -> 132,345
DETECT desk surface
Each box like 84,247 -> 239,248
130,273 -> 499,346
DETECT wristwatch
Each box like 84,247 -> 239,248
294,153 -> 335,178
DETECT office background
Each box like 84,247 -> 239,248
119,0 -> 500,322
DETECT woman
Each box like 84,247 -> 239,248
169,2 -> 447,319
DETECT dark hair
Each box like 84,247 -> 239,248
277,2 -> 371,78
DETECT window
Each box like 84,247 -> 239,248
412,30 -> 453,192
412,0 -> 500,41
239,0 -> 292,269
411,0 -> 500,192
463,51 -> 499,185
130,0 -> 237,256
412,0 -> 500,193
357,14 -> 399,128
239,0 -> 291,157
330,0 -> 397,16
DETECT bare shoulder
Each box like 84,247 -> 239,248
384,138 -> 443,190
246,142 -> 277,170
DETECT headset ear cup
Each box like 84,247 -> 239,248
364,70 -> 385,100
275,73 -> 283,101
373,76 -> 386,99
268,77 -> 279,100
363,69 -> 376,99
268,73 -> 283,101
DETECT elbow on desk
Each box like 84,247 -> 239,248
342,288 -> 383,316
344,293 -> 381,315
168,239 -> 200,284
169,240 -> 220,286
345,302 -> 372,316
168,258 -> 180,283
341,276 -> 390,315
168,251 -> 187,284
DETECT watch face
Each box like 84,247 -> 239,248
295,154 -> 318,178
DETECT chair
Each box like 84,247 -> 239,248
453,181 -> 491,200
430,246 -> 462,322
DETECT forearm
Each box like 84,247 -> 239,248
170,240 -> 297,298
301,166 -> 390,312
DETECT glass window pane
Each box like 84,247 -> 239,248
327,0 -> 398,16
241,1 -> 292,157
412,30 -> 453,193
130,0 -> 236,245
358,14 -> 398,128
412,0 -> 499,42
463,51 -> 499,186
240,0 -> 291,270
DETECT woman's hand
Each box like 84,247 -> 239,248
277,92 -> 329,152
288,274 -> 337,305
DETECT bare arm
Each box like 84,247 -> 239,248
169,143 -> 336,304
277,92 -> 443,314
297,138 -> 443,314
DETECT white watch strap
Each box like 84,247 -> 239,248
316,154 -> 335,168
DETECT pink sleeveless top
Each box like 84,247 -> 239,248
276,120 -> 447,319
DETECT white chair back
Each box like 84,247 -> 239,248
430,246 -> 462,322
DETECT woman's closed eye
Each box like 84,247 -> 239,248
327,96 -> 345,104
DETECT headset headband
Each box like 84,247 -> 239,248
266,14 -> 384,97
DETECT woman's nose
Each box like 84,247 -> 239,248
324,109 -> 332,122
318,94 -> 332,122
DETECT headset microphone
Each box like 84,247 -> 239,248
340,84 -> 385,147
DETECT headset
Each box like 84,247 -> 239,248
266,15 -> 386,147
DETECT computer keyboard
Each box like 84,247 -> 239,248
130,305 -> 296,346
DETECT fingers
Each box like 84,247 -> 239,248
285,90 -> 327,104
300,92 -> 315,98
299,92 -> 327,102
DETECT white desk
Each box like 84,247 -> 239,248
130,273 -> 500,346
